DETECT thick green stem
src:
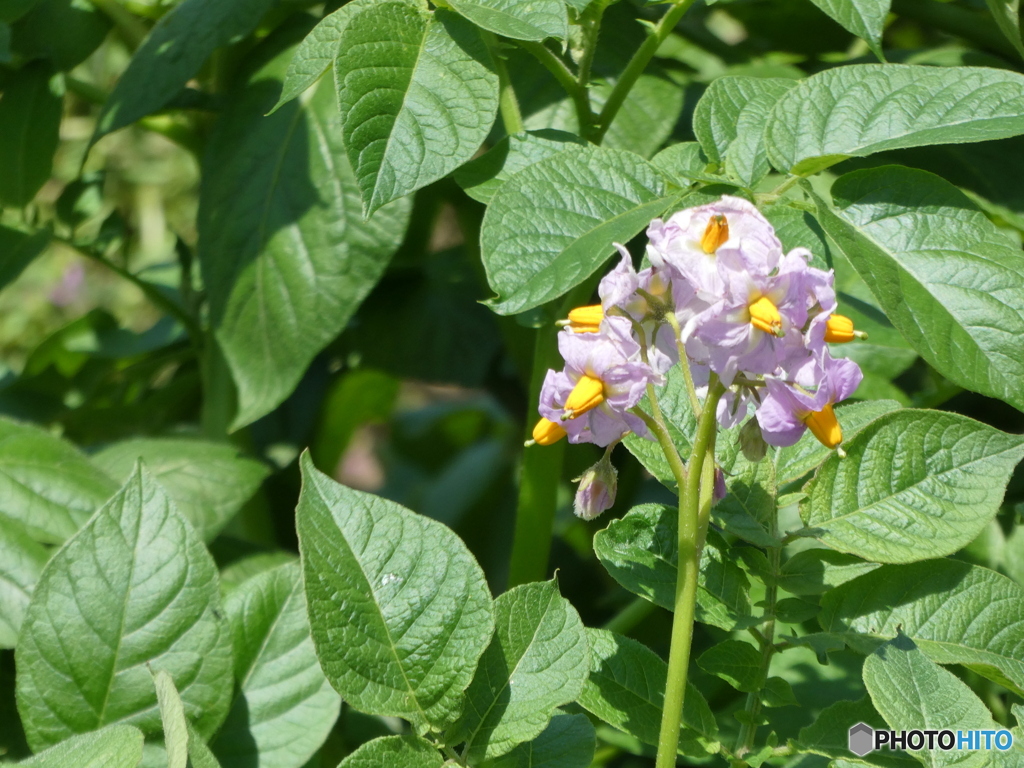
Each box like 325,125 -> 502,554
593,0 -> 696,143
735,494 -> 781,759
656,378 -> 725,768
517,41 -> 595,138
576,2 -> 607,88
484,31 -> 525,135
507,282 -> 595,588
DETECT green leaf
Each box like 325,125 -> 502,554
801,409 -> 1024,564
766,65 -> 1024,175
218,551 -> 296,597
454,129 -> 585,204
985,0 -> 1024,60
0,225 -> 50,292
763,205 -> 831,268
337,735 -> 443,768
274,0 -> 374,111
577,629 -> 718,755
696,640 -> 764,693
447,0 -> 567,41
0,63 -> 62,206
482,145 -> 674,315
792,696 -> 916,768
480,713 -> 596,768
776,549 -> 879,596
590,74 -> 685,160
211,562 -> 340,768
0,518 -> 48,648
820,559 -> 1024,696
863,634 -> 998,768
651,142 -> 711,182
15,466 -> 234,751
811,166 -> 1024,412
9,0 -> 110,72
0,416 -> 118,544
692,76 -> 796,187
714,448 -> 779,549
153,670 -> 189,768
93,0 -> 276,141
804,0 -> 890,59
775,400 -> 903,485
448,579 -> 590,762
594,504 -> 755,631
16,724 -> 145,768
296,452 -> 494,732
0,0 -> 37,23
334,2 -> 499,214
761,676 -> 798,708
200,47 -> 412,430
92,439 -> 269,542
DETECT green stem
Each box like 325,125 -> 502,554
56,237 -> 203,344
506,282 -> 595,588
664,312 -> 701,419
603,596 -> 656,635
484,31 -> 525,135
632,400 -> 686,492
735,497 -> 781,759
517,41 -> 595,139
593,0 -> 696,143
656,377 -> 725,768
576,2 -> 607,88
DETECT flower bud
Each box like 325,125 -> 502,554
713,466 -> 727,503
573,454 -> 618,521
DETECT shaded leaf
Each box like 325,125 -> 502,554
0,63 -> 62,206
0,517 -> 49,648
0,226 -> 51,293
805,0 -> 890,59
15,466 -> 233,750
337,735 -> 443,768
93,438 -> 269,542
696,640 -> 764,693
480,713 -> 596,768
447,0 -> 568,41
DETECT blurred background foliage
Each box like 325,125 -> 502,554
2,0 -> 1024,763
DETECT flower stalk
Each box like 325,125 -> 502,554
656,377 -> 725,768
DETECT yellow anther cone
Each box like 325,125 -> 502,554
701,214 -> 729,253
803,403 -> 842,449
532,418 -> 567,446
823,314 -> 867,343
566,305 -> 603,333
749,295 -> 783,336
563,375 -> 605,420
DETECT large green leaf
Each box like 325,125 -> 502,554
692,76 -> 796,187
15,466 -> 234,751
480,713 -> 596,768
801,410 -> 1024,564
9,0 -> 110,72
577,629 -> 718,756
0,416 -> 118,544
333,1 -> 499,214
199,46 -> 411,430
454,129 -> 585,204
863,635 -> 999,768
812,166 -> 1024,412
776,548 -> 879,596
211,562 -> 339,768
0,63 -> 62,206
447,0 -> 567,40
295,452 -> 493,732
792,696 -> 916,768
93,438 -> 269,542
16,724 -> 144,768
93,0 -> 275,141
481,145 -> 674,314
594,504 -> 756,630
805,0 -> 890,59
766,65 -> 1024,175
0,518 -> 48,648
449,580 -> 589,762
820,560 -> 1024,696
0,225 -> 50,292
337,735 -> 443,768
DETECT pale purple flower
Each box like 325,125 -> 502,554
537,316 -> 660,446
755,352 -> 863,448
647,195 -> 783,300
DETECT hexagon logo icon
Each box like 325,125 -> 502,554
848,722 -> 874,756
